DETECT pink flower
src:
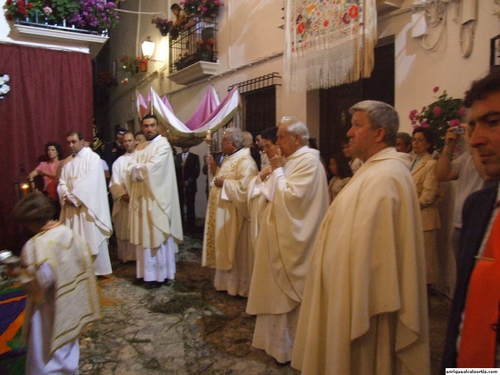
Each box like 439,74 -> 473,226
421,122 -> 430,128
449,119 -> 461,127
433,86 -> 439,93
432,106 -> 442,116
458,106 -> 466,117
409,109 -> 418,121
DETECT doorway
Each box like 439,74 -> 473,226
319,35 -> 395,159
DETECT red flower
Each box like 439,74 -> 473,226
6,0 -> 12,5
27,3 -> 33,9
297,22 -> 305,34
433,86 -> 439,93
323,19 -> 329,27
348,4 -> 359,19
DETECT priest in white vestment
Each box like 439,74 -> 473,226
292,101 -> 430,375
8,194 -> 100,375
58,131 -> 113,276
109,131 -> 136,263
202,128 -> 258,297
127,114 -> 183,289
246,121 -> 329,363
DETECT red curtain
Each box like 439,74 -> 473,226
0,44 -> 93,251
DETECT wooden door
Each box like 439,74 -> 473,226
319,37 -> 395,160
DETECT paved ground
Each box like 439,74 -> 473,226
79,234 -> 300,375
3,233 -> 451,375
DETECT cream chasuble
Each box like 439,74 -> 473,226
20,224 -> 100,358
202,147 -> 257,269
291,148 -> 430,375
247,147 -> 329,314
127,136 -> 183,249
58,147 -> 113,275
109,153 -> 136,262
246,146 -> 328,363
110,153 -> 132,240
202,148 -> 257,296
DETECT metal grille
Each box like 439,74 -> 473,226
169,18 -> 218,74
228,72 -> 281,93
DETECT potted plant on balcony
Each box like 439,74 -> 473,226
120,54 -> 148,76
180,0 -> 223,18
174,52 -> 197,71
5,0 -> 79,25
69,0 -> 120,34
5,0 -> 41,22
152,17 -> 173,37
196,36 -> 214,62
200,0 -> 223,19
5,0 -> 121,35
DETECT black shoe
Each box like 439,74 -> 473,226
133,278 -> 144,286
145,281 -> 160,289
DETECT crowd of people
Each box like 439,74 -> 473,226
6,69 -> 500,374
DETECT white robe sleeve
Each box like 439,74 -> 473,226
260,167 -> 285,202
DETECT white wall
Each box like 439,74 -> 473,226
380,0 -> 499,134
377,0 -> 500,295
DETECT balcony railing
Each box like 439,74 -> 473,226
169,17 -> 218,74
12,11 -> 109,58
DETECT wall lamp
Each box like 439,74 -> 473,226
141,36 -> 155,59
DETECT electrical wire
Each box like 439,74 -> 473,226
116,8 -> 167,18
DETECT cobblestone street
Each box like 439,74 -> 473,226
79,235 -> 299,375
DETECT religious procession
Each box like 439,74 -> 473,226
2,0 -> 500,373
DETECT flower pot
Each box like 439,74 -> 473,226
158,23 -> 170,36
198,51 -> 213,62
139,60 -> 148,73
201,27 -> 215,41
170,28 -> 180,40
186,4 -> 201,17
202,6 -> 219,19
